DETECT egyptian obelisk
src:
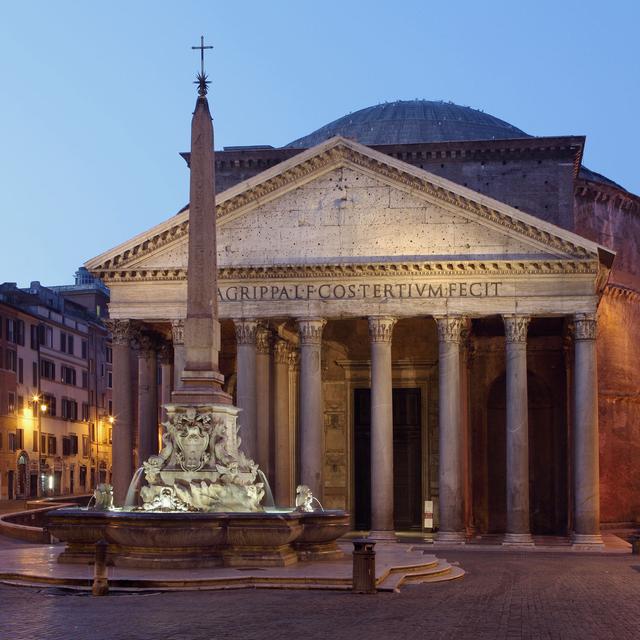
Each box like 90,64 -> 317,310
171,38 -> 231,406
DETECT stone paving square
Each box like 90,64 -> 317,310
1,538 -> 639,640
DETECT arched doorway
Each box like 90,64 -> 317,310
485,370 -> 567,535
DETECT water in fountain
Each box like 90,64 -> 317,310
124,467 -> 145,509
257,469 -> 275,508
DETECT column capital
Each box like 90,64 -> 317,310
234,319 -> 259,345
106,319 -> 134,346
170,319 -> 185,346
435,316 -> 465,344
503,315 -> 530,344
296,318 -> 326,345
274,338 -> 290,364
288,349 -> 300,371
368,316 -> 397,343
137,331 -> 159,359
573,313 -> 597,341
256,326 -> 272,355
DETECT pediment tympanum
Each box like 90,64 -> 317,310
87,137 -> 609,277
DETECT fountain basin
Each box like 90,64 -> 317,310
46,508 -> 350,569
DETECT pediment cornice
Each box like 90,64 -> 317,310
94,258 -> 599,284
87,137 -> 611,273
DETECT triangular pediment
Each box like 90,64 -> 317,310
86,136 -> 612,277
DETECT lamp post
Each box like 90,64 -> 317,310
31,393 -> 47,498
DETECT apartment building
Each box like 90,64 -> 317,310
0,271 -> 112,499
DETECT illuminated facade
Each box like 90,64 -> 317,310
0,272 -> 112,499
88,100 -> 639,541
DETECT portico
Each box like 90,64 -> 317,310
88,136 -> 613,545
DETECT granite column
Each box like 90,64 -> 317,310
137,332 -> 158,467
435,316 -> 466,543
368,316 -> 397,537
234,319 -> 259,460
503,315 -> 533,545
573,313 -> 603,546
107,319 -> 135,505
273,338 -> 291,505
297,319 -> 326,497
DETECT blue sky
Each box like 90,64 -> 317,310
0,1 -> 637,286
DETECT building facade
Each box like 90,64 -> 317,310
87,100 -> 639,542
0,271 -> 113,499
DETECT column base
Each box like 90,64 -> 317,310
502,532 -> 535,546
434,531 -> 466,545
367,530 -> 397,542
572,533 -> 604,549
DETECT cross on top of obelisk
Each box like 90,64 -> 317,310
192,35 -> 213,96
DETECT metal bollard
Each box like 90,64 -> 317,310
92,539 -> 109,596
352,538 -> 376,594
630,535 -> 640,555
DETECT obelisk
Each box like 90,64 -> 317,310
171,47 -> 230,407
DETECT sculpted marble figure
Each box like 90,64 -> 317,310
140,406 -> 265,512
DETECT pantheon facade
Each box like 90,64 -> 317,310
88,101 -> 639,543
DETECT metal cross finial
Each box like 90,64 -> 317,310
192,35 -> 213,76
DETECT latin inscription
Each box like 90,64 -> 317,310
218,281 -> 502,302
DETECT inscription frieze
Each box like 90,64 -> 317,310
217,281 -> 503,302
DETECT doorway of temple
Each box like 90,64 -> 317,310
353,388 -> 423,531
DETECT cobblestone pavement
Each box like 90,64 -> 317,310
0,549 -> 639,640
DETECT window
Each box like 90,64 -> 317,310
41,433 -> 46,453
33,430 -> 38,452
81,402 -> 89,421
100,363 -> 105,377
107,371 -> 112,388
68,335 -> 74,355
81,370 -> 88,389
108,400 -> 113,415
41,359 -> 55,380
16,429 -> 24,449
62,437 -> 71,456
8,433 -> 16,452
88,358 -> 94,373
60,332 -> 67,352
90,422 -> 96,442
0,433 -> 3,450
61,365 -> 76,386
43,394 -> 56,417
61,398 -> 78,421
81,340 -> 87,359
82,435 -> 89,458
17,395 -> 24,411
6,319 -> 15,343
106,346 -> 112,363
70,434 -> 78,455
30,324 -> 38,349
16,320 -> 25,346
32,361 -> 38,386
8,392 -> 16,414
6,349 -> 17,372
44,326 -> 53,348
47,435 -> 57,455
18,358 -> 23,384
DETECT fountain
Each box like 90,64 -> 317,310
45,41 -> 349,569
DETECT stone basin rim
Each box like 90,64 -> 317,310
48,507 -> 349,520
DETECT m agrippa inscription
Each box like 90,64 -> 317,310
218,281 -> 503,302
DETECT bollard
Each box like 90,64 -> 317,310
630,535 -> 640,555
352,538 -> 376,594
92,539 -> 109,596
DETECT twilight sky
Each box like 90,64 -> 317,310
0,1 -> 637,287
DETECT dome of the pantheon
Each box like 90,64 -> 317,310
285,99 -> 530,148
